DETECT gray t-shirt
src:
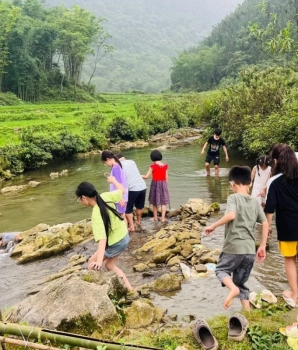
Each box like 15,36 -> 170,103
223,193 -> 266,254
121,159 -> 147,192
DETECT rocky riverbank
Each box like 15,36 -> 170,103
3,196 -> 296,350
4,197 -> 219,349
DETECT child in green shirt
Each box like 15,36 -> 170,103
205,166 -> 268,310
76,176 -> 132,290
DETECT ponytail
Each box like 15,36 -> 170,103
256,155 -> 271,176
95,193 -> 124,238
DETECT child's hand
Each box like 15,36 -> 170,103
258,188 -> 266,198
119,199 -> 126,207
256,246 -> 266,262
205,225 -> 215,235
106,175 -> 116,183
201,150 -> 204,155
88,261 -> 102,270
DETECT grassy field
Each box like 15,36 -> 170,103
0,93 -> 169,147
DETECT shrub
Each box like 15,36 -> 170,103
0,92 -> 23,106
107,116 -> 138,142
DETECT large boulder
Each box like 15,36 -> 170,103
7,271 -> 123,330
11,220 -> 93,264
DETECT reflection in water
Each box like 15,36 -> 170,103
0,146 -> 288,319
205,175 -> 229,204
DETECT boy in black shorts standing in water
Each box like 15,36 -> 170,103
201,128 -> 229,175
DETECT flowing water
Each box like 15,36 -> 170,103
0,145 -> 287,320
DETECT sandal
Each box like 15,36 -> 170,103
249,291 -> 262,309
228,313 -> 249,342
282,294 -> 297,308
260,289 -> 277,304
193,318 -> 218,350
280,323 -> 298,337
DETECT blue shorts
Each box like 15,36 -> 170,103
105,233 -> 130,258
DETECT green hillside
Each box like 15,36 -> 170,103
171,0 -> 298,91
46,0 -> 244,92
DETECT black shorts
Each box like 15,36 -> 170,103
125,189 -> 146,214
205,154 -> 220,166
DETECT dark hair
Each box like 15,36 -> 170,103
116,153 -> 125,159
150,150 -> 162,161
256,155 -> 271,176
229,166 -> 251,185
214,128 -> 222,136
76,182 -> 123,239
271,144 -> 298,180
101,150 -> 122,168
270,143 -> 286,176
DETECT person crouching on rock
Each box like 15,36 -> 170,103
76,177 -> 132,290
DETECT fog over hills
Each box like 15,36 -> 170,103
46,0 -> 244,92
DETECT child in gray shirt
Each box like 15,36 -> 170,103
205,166 -> 269,310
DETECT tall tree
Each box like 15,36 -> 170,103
0,1 -> 19,91
55,6 -> 110,88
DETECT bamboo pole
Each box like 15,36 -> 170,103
0,323 -> 160,350
0,336 -> 61,350
0,312 -> 6,350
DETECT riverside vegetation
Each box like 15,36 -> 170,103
0,93 -> 200,178
2,64 -> 298,178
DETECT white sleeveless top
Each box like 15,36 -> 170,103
251,166 -> 271,204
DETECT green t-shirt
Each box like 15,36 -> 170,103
91,190 -> 127,246
223,193 -> 266,254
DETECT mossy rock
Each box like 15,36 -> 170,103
210,202 -> 220,211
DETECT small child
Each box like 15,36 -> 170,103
251,155 -> 271,207
142,150 -> 170,222
205,166 -> 269,310
201,128 -> 229,176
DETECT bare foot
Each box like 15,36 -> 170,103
128,225 -> 135,232
283,290 -> 297,301
283,290 -> 292,298
224,286 -> 240,309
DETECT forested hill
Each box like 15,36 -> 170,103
46,0 -> 243,92
171,0 -> 298,91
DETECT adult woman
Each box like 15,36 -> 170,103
101,150 -> 128,218
264,144 -> 298,307
76,177 -> 132,290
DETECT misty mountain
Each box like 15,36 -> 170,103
46,0 -> 244,92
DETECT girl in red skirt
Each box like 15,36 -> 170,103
142,150 -> 170,222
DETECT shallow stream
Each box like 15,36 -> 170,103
0,145 -> 287,320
